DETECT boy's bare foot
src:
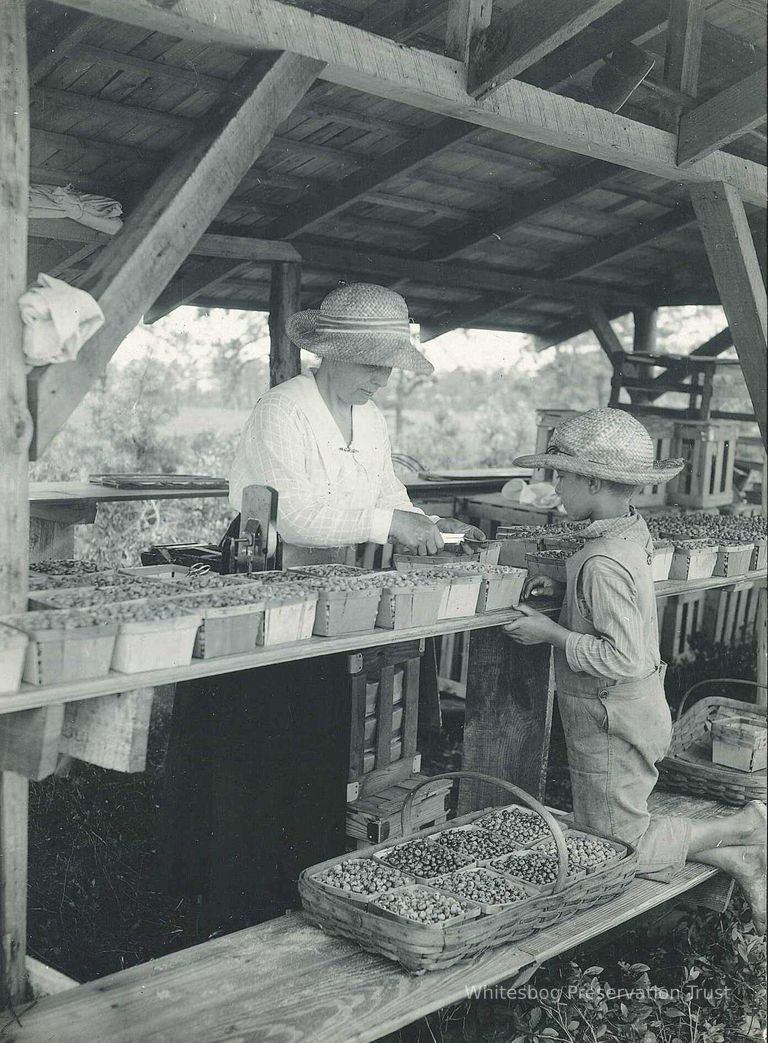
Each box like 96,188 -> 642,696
741,800 -> 767,845
696,844 -> 766,935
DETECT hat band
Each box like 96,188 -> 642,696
546,442 -> 652,470
315,313 -> 411,333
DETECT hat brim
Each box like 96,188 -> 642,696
287,311 -> 434,376
513,452 -> 685,486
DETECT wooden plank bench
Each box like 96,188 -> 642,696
3,793 -> 736,1043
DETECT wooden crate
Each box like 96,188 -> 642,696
346,774 -> 452,848
437,630 -> 470,700
532,409 -> 578,482
660,590 -> 709,664
346,641 -> 423,800
702,581 -> 760,646
632,418 -> 675,508
668,421 -> 740,509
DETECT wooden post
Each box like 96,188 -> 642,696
459,632 -> 554,813
445,0 -> 492,63
269,262 -> 302,387
0,0 -> 31,1007
664,0 -> 703,124
633,307 -> 658,355
758,453 -> 767,709
690,182 -> 767,441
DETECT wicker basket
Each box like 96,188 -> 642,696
658,680 -> 767,805
299,772 -> 637,973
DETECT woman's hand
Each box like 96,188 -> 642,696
435,518 -> 487,555
389,510 -> 444,555
523,575 -> 556,599
503,604 -> 564,646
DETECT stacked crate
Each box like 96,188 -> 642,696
702,581 -> 761,646
659,589 -> 710,664
532,409 -> 578,482
668,420 -> 740,509
632,417 -> 676,509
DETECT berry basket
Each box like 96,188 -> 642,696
0,623 -> 29,694
668,540 -> 718,581
475,566 -> 527,613
658,680 -> 766,805
525,550 -> 570,585
259,590 -> 318,646
713,543 -> 755,578
299,771 -> 637,973
751,539 -> 766,571
651,540 -> 674,582
375,576 -> 446,630
2,610 -> 118,686
169,590 -> 266,659
534,828 -> 627,876
107,601 -> 202,673
305,581 -> 382,638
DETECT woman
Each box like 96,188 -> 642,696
229,282 -> 482,562
163,284 -> 482,934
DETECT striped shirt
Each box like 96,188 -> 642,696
228,373 -> 423,548
564,511 -> 659,680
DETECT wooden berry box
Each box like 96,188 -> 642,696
7,616 -> 118,686
711,716 -> 767,773
433,867 -> 541,914
111,611 -> 202,673
375,580 -> 445,630
476,568 -> 527,613
651,541 -> 674,582
668,542 -> 718,581
312,587 -> 382,637
0,624 -> 30,694
438,574 -> 483,620
751,539 -> 767,571
713,543 -> 755,578
533,828 -> 628,875
258,593 -> 318,646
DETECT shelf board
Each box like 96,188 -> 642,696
1,571 -> 763,716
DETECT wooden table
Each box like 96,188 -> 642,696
459,492 -> 563,534
28,478 -> 510,561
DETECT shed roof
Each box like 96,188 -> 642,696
26,0 -> 767,344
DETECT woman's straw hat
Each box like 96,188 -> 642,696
286,283 -> 433,376
515,408 -> 685,485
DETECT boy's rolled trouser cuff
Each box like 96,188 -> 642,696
633,814 -> 692,883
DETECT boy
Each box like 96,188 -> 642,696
506,409 -> 766,933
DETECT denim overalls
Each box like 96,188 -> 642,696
554,527 -> 690,880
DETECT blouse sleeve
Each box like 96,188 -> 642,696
374,411 -> 427,520
229,396 -> 394,547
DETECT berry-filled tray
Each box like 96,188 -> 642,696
299,771 -> 638,973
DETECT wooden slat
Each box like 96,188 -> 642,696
347,673 -> 367,782
0,706 -> 65,781
268,262 -> 302,387
58,689 -> 154,772
678,68 -> 768,167
459,635 -> 554,813
665,0 -> 704,100
690,182 -> 768,441
468,0 -> 626,98
26,52 -> 324,458
28,11 -> 95,84
375,666 -> 395,769
445,0 -> 491,64
26,957 -> 79,999
589,303 -> 626,359
0,0 -> 31,1007
45,0 -> 768,206
401,658 -> 420,759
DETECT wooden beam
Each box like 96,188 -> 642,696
0,1 -> 32,1008
468,0 -> 626,98
26,52 -> 324,458
269,262 -> 302,387
421,205 -> 696,339
445,0 -> 491,64
678,68 -> 768,167
28,11 -> 94,84
690,182 -> 767,441
422,158 -> 623,261
633,307 -> 658,354
45,0 -> 767,206
665,0 -> 704,99
589,304 -> 626,359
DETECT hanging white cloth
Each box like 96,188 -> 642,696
29,183 -> 123,235
18,273 -> 104,368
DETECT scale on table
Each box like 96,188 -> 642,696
141,485 -> 281,574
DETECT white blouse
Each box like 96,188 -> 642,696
228,373 -> 422,547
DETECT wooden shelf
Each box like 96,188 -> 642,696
2,570 -> 763,717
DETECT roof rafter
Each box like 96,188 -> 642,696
678,68 -> 768,166
467,0 -> 627,98
45,0 -> 766,206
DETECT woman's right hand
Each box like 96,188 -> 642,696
523,575 -> 557,599
389,510 -> 445,556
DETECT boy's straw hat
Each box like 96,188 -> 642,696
287,283 -> 433,375
515,408 -> 684,485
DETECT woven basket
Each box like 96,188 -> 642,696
299,771 -> 637,974
658,680 -> 767,805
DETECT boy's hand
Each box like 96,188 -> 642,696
503,604 -> 561,645
523,575 -> 556,599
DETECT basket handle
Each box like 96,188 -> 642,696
400,771 -> 571,895
676,678 -> 765,722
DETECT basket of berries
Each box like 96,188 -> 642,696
0,622 -> 29,694
299,771 -> 637,972
1,609 -> 118,686
668,539 -> 719,581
